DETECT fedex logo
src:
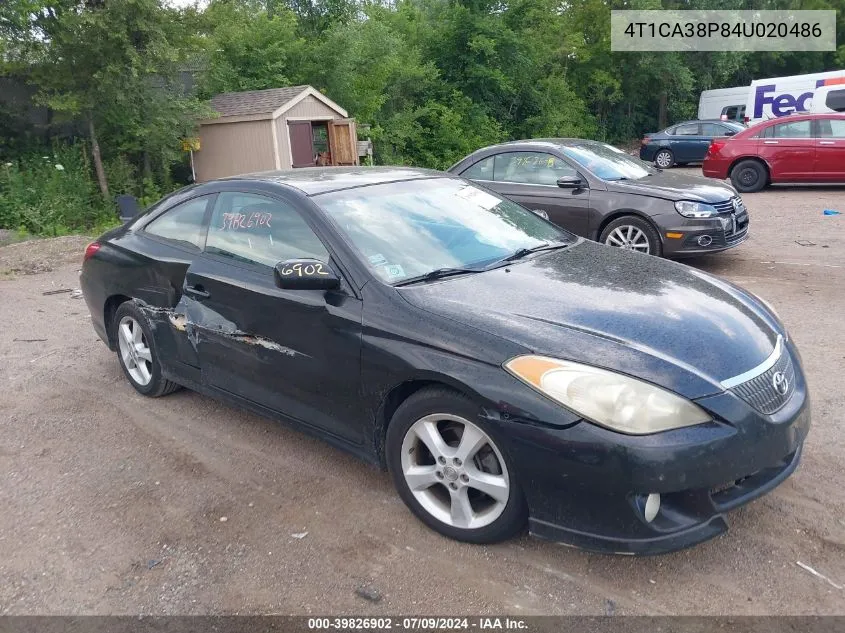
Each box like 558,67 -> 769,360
753,80 -> 826,118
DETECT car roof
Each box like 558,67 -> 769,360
755,112 -> 845,125
470,138 -> 610,154
220,166 -> 449,196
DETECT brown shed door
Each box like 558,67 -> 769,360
289,121 -> 314,168
328,119 -> 359,166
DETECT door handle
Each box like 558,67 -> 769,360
763,140 -> 779,145
819,140 -> 836,145
185,284 -> 210,299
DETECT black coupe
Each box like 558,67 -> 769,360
81,167 -> 809,554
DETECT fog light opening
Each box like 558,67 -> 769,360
697,235 -> 713,247
644,493 -> 661,523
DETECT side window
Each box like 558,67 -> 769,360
825,89 -> 845,112
674,123 -> 700,136
493,152 -> 577,185
461,156 -> 494,180
819,119 -> 845,138
770,120 -> 812,138
205,192 -> 329,268
144,195 -> 211,249
721,106 -> 739,120
665,127 -> 677,135
700,123 -> 719,136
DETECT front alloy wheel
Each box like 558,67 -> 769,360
604,225 -> 651,253
386,387 -> 526,543
599,216 -> 662,257
401,414 -> 509,530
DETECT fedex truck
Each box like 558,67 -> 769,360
697,86 -> 750,121
744,70 -> 845,124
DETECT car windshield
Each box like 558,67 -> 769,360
562,143 -> 655,181
316,178 -> 574,284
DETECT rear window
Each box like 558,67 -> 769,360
673,123 -> 700,136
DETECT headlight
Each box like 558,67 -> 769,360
675,200 -> 719,218
504,356 -> 711,435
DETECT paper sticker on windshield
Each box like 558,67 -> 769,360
383,264 -> 405,279
368,253 -> 387,266
455,186 -> 501,210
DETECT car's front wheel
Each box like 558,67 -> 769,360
730,159 -> 768,193
599,216 -> 662,257
114,301 -> 180,397
386,387 -> 526,543
654,149 -> 674,168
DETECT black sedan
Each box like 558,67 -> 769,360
639,120 -> 745,168
81,167 -> 809,554
448,139 -> 749,258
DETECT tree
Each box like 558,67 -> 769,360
22,0 -> 206,199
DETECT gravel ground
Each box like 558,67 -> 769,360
1,172 -> 844,615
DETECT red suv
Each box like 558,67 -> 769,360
702,113 -> 845,192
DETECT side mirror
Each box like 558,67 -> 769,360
115,194 -> 141,223
274,259 -> 340,290
724,130 -> 737,137
556,175 -> 584,188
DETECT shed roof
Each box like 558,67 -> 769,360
205,85 -> 348,124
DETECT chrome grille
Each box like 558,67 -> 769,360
712,196 -> 744,214
730,349 -> 795,415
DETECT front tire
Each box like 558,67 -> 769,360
654,149 -> 674,169
730,159 -> 768,193
599,216 -> 662,257
386,387 -> 527,543
114,301 -> 180,397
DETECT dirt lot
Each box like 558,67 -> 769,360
1,172 -> 844,615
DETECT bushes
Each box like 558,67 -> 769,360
0,144 -> 115,236
0,142 -> 182,237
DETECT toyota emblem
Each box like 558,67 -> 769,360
772,371 -> 789,396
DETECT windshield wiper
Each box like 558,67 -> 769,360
492,242 -> 570,266
393,267 -> 484,287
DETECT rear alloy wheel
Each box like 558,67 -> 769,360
654,149 -> 674,169
600,216 -> 662,256
730,160 -> 768,193
113,301 -> 180,397
386,388 -> 526,543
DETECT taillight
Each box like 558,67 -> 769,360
84,241 -> 101,262
706,139 -> 727,158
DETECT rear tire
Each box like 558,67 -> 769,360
386,387 -> 527,544
730,160 -> 768,193
599,215 -> 663,257
114,301 -> 180,397
654,149 -> 674,169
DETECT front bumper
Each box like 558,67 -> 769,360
528,444 -> 802,555
503,342 -> 810,555
660,211 -> 749,257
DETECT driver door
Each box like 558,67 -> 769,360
182,191 -> 364,444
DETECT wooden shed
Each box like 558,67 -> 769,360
194,85 -> 358,181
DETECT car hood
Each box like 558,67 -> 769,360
399,240 -> 781,399
605,170 -> 736,203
